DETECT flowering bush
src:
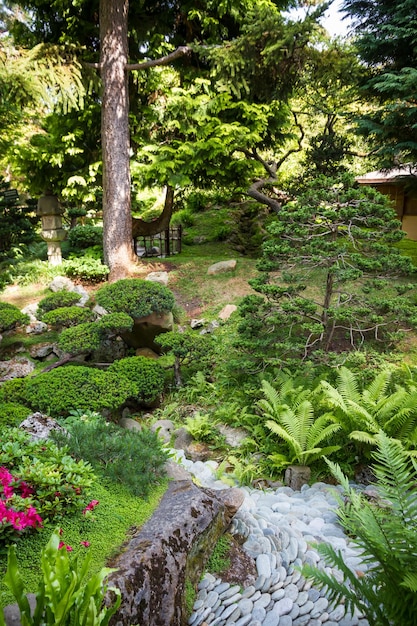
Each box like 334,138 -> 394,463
0,429 -> 95,546
0,466 -> 43,548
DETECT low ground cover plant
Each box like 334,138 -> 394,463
0,303 -> 29,333
37,290 -> 82,317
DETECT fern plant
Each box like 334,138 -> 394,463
303,433 -> 417,626
257,377 -> 341,469
321,366 -> 417,452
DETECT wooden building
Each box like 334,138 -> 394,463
356,167 -> 417,240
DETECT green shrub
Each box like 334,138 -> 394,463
0,428 -> 95,522
58,323 -> 102,355
57,315 -> 134,356
37,290 -> 81,317
52,413 -> 168,498
41,306 -> 93,328
171,208 -> 195,227
95,278 -> 175,319
0,403 -> 31,426
96,312 -> 134,334
107,356 -> 165,404
67,224 -> 103,249
0,303 -> 29,332
0,379 -> 28,405
23,366 -> 133,417
63,257 -> 109,283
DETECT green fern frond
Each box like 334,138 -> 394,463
336,366 -> 360,403
365,369 -> 392,403
349,430 -> 377,445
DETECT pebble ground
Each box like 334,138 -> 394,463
173,451 -> 370,626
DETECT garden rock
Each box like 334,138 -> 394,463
105,480 -> 243,626
151,419 -> 175,444
29,342 -> 56,359
4,593 -> 36,626
165,459 -> 192,481
92,304 -> 108,317
190,318 -> 205,329
21,303 -> 39,321
146,271 -> 169,286
25,321 -> 48,335
207,259 -> 237,275
0,356 -> 35,380
218,304 -> 237,320
135,347 -> 159,359
216,424 -> 249,447
284,465 -> 311,490
173,427 -> 193,450
72,284 -> 90,307
48,276 -> 75,292
91,336 -> 129,363
20,412 -> 65,441
119,416 -> 142,431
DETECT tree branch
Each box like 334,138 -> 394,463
126,46 -> 192,71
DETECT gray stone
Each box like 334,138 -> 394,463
146,271 -> 169,286
275,598 -> 294,616
29,342 -> 55,359
262,612 -> 280,626
151,419 -> 175,443
207,259 -> 237,275
48,275 -> 74,292
256,554 -> 272,578
24,320 -> 47,335
284,466 -> 311,491
119,416 -> 142,431
4,594 -> 36,626
0,356 -> 35,381
105,480 -> 240,626
20,413 -> 64,441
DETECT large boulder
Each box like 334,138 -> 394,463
105,480 -> 244,626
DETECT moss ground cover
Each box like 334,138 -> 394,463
0,478 -> 168,608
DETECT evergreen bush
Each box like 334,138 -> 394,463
41,306 -> 93,328
22,366 -> 133,417
67,224 -> 103,249
52,413 -> 168,498
58,323 -> 102,355
0,303 -> 29,332
95,278 -> 175,319
107,356 -> 165,405
63,257 -> 109,283
0,403 -> 31,426
37,291 -> 81,317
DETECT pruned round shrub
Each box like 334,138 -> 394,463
107,356 -> 165,404
67,224 -> 103,249
0,378 -> 27,404
0,302 -> 29,332
95,278 -> 175,319
58,323 -> 102,355
41,306 -> 93,328
97,312 -> 134,334
23,366 -> 134,416
0,402 -> 31,427
37,290 -> 81,317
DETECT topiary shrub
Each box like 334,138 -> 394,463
58,323 -> 102,355
57,314 -> 134,356
95,278 -> 175,319
37,290 -> 82,317
0,402 -> 31,426
41,306 -> 93,328
107,356 -> 165,405
0,378 -> 28,405
23,366 -> 134,417
67,224 -> 103,249
0,302 -> 29,332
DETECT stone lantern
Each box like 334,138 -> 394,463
37,190 -> 66,265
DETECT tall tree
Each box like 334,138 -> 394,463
99,0 -> 132,280
342,0 -> 417,167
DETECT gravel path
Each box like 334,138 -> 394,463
173,451 -> 370,626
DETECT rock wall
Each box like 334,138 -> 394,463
106,480 -> 243,626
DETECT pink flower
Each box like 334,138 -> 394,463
58,541 -> 73,552
80,540 -> 90,548
82,499 -> 99,515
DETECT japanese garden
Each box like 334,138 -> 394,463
0,1 -> 416,625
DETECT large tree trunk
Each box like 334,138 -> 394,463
100,0 -> 135,282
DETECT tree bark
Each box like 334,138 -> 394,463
100,0 -> 134,282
